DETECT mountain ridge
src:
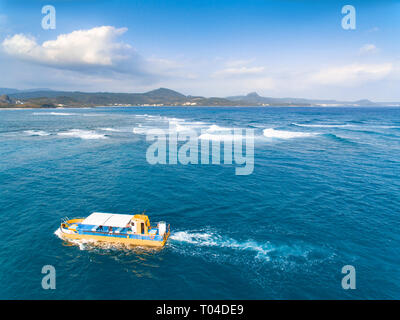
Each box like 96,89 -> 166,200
0,88 -> 398,108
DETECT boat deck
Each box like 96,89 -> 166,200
77,224 -> 164,241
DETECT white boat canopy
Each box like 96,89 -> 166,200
81,212 -> 134,228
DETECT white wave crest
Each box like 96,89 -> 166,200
164,117 -> 185,122
133,121 -> 206,135
24,130 -> 50,136
198,133 -> 244,141
169,122 -> 195,133
293,123 -> 349,128
57,129 -> 108,140
142,115 -> 158,119
33,112 -> 76,116
205,124 -> 232,133
132,126 -> 149,134
99,127 -> 122,132
263,128 -> 316,139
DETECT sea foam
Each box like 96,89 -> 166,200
24,130 -> 51,136
263,128 -> 316,139
205,125 -> 232,133
292,123 -> 350,128
198,133 -> 244,141
57,129 -> 107,140
33,112 -> 77,116
99,128 -> 122,132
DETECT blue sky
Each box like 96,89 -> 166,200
0,0 -> 399,100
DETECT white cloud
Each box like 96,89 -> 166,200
1,26 -> 203,85
213,66 -> 265,77
308,63 -> 392,86
224,59 -> 254,68
359,44 -> 378,55
212,58 -> 266,78
2,26 -> 141,72
146,57 -> 197,79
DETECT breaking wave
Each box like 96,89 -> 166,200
205,125 -> 233,133
292,123 -> 350,128
99,127 -> 122,132
169,122 -> 194,132
57,129 -> 108,140
132,125 -> 151,134
293,122 -> 400,130
263,128 -> 317,139
24,130 -> 51,136
33,112 -> 77,116
198,133 -> 245,141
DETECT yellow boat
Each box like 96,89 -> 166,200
59,212 -> 170,247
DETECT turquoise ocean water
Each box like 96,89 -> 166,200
0,106 -> 399,299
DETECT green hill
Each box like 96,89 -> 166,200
0,87 -> 393,108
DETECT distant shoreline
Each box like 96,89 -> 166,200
2,87 -> 399,109
2,105 -> 400,110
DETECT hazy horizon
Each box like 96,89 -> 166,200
2,86 -> 400,103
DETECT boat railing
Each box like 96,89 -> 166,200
60,217 -> 71,228
81,227 -> 165,239
83,230 -> 129,236
61,216 -> 70,224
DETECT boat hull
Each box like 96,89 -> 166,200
59,215 -> 170,248
60,231 -> 170,247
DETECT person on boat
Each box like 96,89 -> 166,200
130,221 -> 136,234
98,225 -> 103,231
109,226 -> 113,233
